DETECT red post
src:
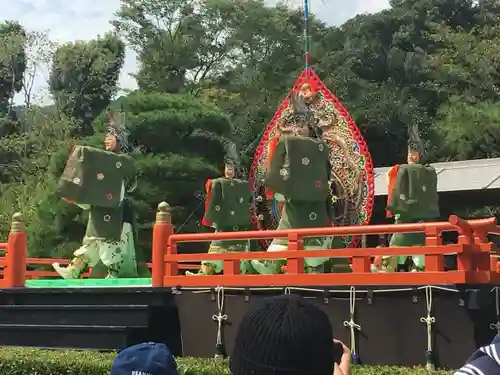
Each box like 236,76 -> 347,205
152,202 -> 172,287
449,215 -> 474,244
424,226 -> 444,272
166,241 -> 178,277
286,232 -> 303,274
4,213 -> 27,287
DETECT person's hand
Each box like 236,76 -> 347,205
333,340 -> 351,375
334,339 -> 351,361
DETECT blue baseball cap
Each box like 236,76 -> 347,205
111,342 -> 178,375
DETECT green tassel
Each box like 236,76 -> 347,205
425,350 -> 435,370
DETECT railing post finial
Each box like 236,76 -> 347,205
10,213 -> 23,233
6,212 -> 27,288
156,202 -> 171,224
152,202 -> 172,287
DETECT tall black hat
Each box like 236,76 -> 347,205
407,123 -> 425,162
224,142 -> 241,170
289,93 -> 316,127
107,109 -> 130,153
281,93 -> 321,138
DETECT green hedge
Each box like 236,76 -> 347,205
0,347 -> 454,375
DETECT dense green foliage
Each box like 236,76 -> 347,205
0,21 -> 26,136
0,347 -> 453,375
49,33 -> 125,136
1,0 -> 500,257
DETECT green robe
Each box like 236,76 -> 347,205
58,146 -> 134,208
264,135 -> 330,201
191,177 -> 254,275
271,197 -> 331,266
387,163 -> 440,270
88,199 -> 149,278
85,205 -> 124,242
59,145 -> 143,278
252,136 -> 348,274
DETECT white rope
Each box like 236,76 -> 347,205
190,285 -> 459,294
212,286 -> 228,351
490,287 -> 500,332
343,286 -> 361,355
419,286 -> 435,370
284,287 -> 291,295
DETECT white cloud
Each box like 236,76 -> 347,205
0,0 -> 390,105
308,0 -> 390,25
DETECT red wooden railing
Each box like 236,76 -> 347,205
0,210 -> 199,286
2,202 -> 500,288
150,202 -> 500,287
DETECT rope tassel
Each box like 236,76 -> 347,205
343,286 -> 362,364
212,286 -> 228,359
420,286 -> 436,370
489,287 -> 500,333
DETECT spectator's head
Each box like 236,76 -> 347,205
230,294 -> 335,375
111,342 -> 178,375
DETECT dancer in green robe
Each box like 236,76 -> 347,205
53,110 -> 147,279
187,151 -> 254,275
379,125 -> 440,272
251,94 -> 348,274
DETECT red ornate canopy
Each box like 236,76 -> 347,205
249,69 -> 375,248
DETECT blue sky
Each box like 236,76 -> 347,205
0,0 -> 390,104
